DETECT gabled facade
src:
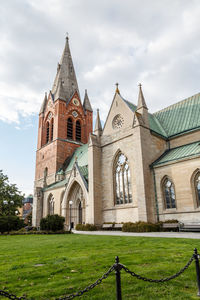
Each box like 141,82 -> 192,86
33,38 -> 200,228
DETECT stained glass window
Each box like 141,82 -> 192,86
114,153 -> 132,205
163,178 -> 176,209
195,173 -> 200,207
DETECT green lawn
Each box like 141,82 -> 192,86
0,234 -> 200,299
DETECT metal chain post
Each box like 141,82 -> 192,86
115,256 -> 122,300
194,248 -> 200,296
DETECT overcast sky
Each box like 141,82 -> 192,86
0,0 -> 200,196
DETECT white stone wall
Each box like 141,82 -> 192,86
155,157 -> 200,222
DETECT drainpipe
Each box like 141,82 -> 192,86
152,167 -> 159,222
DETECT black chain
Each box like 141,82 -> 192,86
56,264 -> 115,300
0,290 -> 26,300
122,254 -> 195,283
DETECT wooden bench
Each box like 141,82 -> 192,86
162,223 -> 180,231
102,224 -> 113,230
179,223 -> 200,232
113,224 -> 123,230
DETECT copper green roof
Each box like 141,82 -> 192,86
44,144 -> 88,191
65,143 -> 88,172
154,92 -> 200,138
124,99 -> 167,138
152,141 -> 200,167
124,92 -> 200,139
43,178 -> 68,191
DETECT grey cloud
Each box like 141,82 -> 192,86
0,0 -> 200,123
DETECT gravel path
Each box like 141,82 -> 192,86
73,230 -> 200,239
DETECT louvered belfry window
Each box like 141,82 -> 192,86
163,178 -> 176,209
115,153 -> 132,205
46,122 -> 50,143
67,118 -> 73,139
51,119 -> 54,141
76,120 -> 81,141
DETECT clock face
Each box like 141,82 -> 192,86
112,114 -> 124,129
48,112 -> 52,120
72,98 -> 79,106
72,111 -> 78,118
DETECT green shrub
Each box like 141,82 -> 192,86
162,219 -> 179,223
0,216 -> 24,233
40,214 -> 65,232
122,221 -> 160,232
75,223 -> 97,231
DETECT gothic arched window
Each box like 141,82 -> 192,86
50,119 -> 54,141
162,177 -> 176,209
114,153 -> 132,205
194,172 -> 200,207
46,122 -> 50,143
76,120 -> 81,141
67,118 -> 73,139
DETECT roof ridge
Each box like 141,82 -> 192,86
154,91 -> 200,115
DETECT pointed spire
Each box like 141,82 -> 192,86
51,37 -> 79,101
54,80 -> 66,101
115,82 -> 120,94
94,109 -> 102,136
83,89 -> 93,112
39,92 -> 48,114
137,83 -> 147,109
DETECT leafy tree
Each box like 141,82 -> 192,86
0,170 -> 24,216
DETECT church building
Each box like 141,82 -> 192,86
32,37 -> 200,228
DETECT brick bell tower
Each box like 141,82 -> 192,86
32,37 -> 93,226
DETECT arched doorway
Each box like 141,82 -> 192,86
65,181 -> 85,228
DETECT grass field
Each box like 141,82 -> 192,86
0,234 -> 200,299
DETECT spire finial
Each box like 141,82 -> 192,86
65,32 -> 69,40
115,82 -> 120,94
138,83 -> 142,88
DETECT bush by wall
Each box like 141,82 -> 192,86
122,221 -> 160,232
40,214 -> 65,231
0,216 -> 24,233
75,223 -> 97,231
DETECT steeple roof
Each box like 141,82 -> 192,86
83,89 -> 93,112
54,80 -> 66,101
94,109 -> 102,133
39,92 -> 47,114
51,37 -> 79,101
137,83 -> 147,110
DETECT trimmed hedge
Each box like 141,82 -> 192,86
40,214 -> 65,231
0,216 -> 24,233
75,223 -> 97,231
122,221 -> 160,232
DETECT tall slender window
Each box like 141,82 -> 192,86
114,153 -> 132,205
163,178 -> 176,209
50,119 -> 54,141
46,122 -> 50,143
76,120 -> 81,141
194,172 -> 200,207
67,118 -> 73,139
48,195 -> 54,215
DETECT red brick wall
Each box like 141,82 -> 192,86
35,92 -> 93,182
